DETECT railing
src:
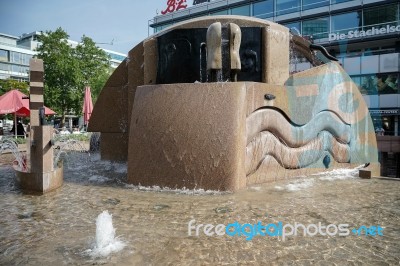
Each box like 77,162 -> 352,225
152,0 -> 363,24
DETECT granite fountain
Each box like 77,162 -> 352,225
1,16 -> 398,266
88,16 -> 380,191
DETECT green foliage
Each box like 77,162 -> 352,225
68,133 -> 90,142
15,138 -> 27,144
36,28 -> 111,126
54,132 -> 90,142
0,79 -> 29,96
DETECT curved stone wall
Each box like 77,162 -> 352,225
88,16 -> 380,191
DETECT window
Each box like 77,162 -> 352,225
210,9 -> 228,15
302,0 -> 329,11
0,63 -> 10,71
230,5 -> 250,16
363,4 -> 398,30
331,0 -> 353,4
363,47 -> 380,56
357,73 -> 399,95
283,21 -> 301,34
360,74 -> 378,95
276,0 -> 300,16
377,73 -> 398,94
20,54 -> 32,65
253,0 -> 274,19
10,52 -> 21,64
302,17 -> 329,39
350,76 -> 364,94
347,49 -> 362,57
12,65 -> 20,73
331,12 -> 361,34
0,50 -> 8,62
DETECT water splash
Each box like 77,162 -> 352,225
314,164 -> 365,181
275,165 -> 367,191
86,210 -> 126,258
125,184 -> 227,195
0,138 -> 26,171
53,137 -> 89,168
275,178 -> 314,191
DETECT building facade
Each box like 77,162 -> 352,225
150,0 -> 400,138
0,33 -> 35,81
0,31 -> 126,82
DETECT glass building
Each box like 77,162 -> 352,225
0,32 -> 126,82
149,0 -> 400,139
0,33 -> 35,81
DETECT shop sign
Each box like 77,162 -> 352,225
329,25 -> 400,41
369,109 -> 399,115
161,0 -> 187,15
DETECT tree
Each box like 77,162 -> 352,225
74,35 -> 111,109
36,27 -> 110,127
0,79 -> 29,96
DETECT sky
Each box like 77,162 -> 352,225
0,0 -> 187,54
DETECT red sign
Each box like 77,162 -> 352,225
161,0 -> 187,15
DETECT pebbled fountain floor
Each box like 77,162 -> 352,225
0,152 -> 399,265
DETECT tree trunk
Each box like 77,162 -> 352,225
60,110 -> 66,128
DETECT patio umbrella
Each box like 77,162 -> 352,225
0,89 -> 56,136
82,86 -> 93,126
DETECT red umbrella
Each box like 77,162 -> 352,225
0,89 -> 56,116
82,86 -> 93,125
0,89 -> 56,136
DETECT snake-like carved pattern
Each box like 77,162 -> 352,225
246,131 -> 350,175
246,109 -> 351,147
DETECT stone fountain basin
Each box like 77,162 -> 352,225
15,165 -> 63,194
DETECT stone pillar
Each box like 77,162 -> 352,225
29,58 -> 54,174
30,125 -> 54,174
15,59 -> 63,194
29,59 -> 44,127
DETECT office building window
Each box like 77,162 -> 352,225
363,4 -> 398,29
357,73 -> 399,95
253,0 -> 274,19
283,21 -> 301,34
302,0 -> 329,11
154,23 -> 172,32
0,63 -> 10,71
378,73 -> 399,94
302,17 -> 329,39
210,9 -> 228,15
230,5 -> 250,16
276,0 -> 300,16
10,52 -> 21,64
20,54 -> 32,65
0,49 -> 8,62
331,0 -> 354,4
331,11 -> 361,34
350,76 -> 363,94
